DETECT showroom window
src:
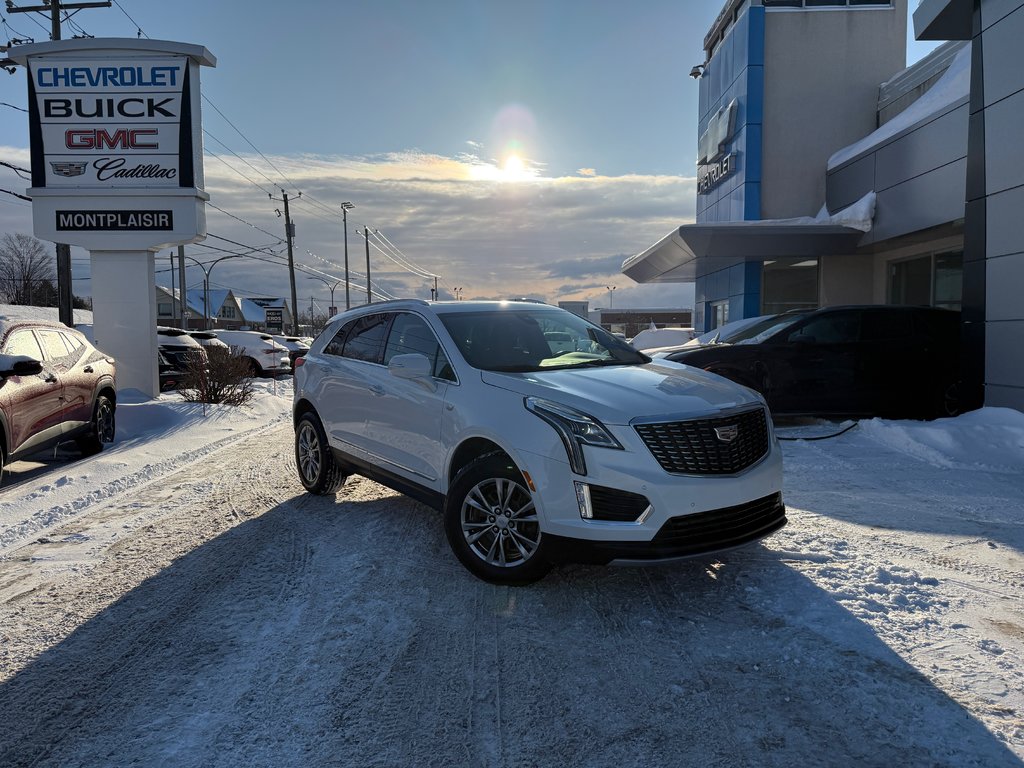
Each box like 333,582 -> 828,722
711,300 -> 729,329
888,250 -> 962,311
762,258 -> 819,315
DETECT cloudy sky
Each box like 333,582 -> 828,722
0,0 -> 938,313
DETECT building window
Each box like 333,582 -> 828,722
761,259 -> 820,315
711,300 -> 730,329
220,305 -> 236,319
158,302 -> 172,316
764,1 -> 891,7
888,251 -> 962,311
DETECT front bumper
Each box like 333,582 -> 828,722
544,492 -> 786,565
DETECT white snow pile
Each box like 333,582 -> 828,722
0,380 -> 293,551
828,44 -> 971,170
859,407 -> 1024,474
729,191 -> 876,232
0,303 -> 93,325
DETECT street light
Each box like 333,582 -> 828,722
307,275 -> 345,317
355,226 -> 372,304
341,201 -> 354,310
182,254 -> 245,330
606,285 -> 617,309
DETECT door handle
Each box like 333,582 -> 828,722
369,384 -> 385,396
44,373 -> 58,383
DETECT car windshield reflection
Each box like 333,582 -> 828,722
439,309 -> 648,373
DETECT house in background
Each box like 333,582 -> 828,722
153,286 -> 245,330
185,289 -> 245,330
154,286 -> 203,329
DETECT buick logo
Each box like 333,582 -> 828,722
714,424 -> 739,443
50,161 -> 87,177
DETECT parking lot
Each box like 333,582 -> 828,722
0,409 -> 1022,766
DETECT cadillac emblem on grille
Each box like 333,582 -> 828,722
714,424 -> 739,443
51,161 -> 87,178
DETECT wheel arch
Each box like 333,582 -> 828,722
447,437 -> 514,488
293,397 -> 317,426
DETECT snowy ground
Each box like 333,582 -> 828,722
0,385 -> 1022,767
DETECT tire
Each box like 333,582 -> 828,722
77,394 -> 116,456
245,357 -> 261,378
444,453 -> 550,585
295,411 -> 347,495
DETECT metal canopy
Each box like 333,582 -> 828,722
621,222 -> 866,283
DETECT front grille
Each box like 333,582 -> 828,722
588,485 -> 650,522
634,407 -> 769,475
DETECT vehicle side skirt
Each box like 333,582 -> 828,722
330,447 -> 445,511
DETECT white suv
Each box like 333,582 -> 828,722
293,300 -> 785,584
213,330 -> 290,376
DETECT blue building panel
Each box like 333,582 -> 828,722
694,4 -> 765,331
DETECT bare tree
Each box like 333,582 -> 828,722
0,233 -> 57,306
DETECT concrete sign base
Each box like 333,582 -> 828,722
90,250 -> 159,398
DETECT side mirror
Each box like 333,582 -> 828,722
388,353 -> 435,390
0,354 -> 44,377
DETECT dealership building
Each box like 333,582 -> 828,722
623,0 -> 1024,412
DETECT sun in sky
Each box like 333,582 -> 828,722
501,152 -> 528,180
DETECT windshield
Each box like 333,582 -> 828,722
439,308 -> 649,372
734,314 -> 805,345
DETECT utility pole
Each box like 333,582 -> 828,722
432,276 -> 438,301
271,190 -> 300,335
363,226 -> 371,304
177,245 -> 187,329
341,202 -> 354,311
7,1 -> 111,326
169,252 -> 176,325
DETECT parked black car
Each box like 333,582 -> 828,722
665,305 -> 961,420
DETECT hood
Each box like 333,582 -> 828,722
480,362 -> 762,426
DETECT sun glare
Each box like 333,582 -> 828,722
503,154 -> 525,176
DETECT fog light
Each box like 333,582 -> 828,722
574,481 -> 593,519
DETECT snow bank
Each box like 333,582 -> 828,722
858,407 -> 1024,474
0,380 -> 293,551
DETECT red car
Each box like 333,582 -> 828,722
0,317 -> 116,471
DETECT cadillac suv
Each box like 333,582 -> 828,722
293,300 -> 785,584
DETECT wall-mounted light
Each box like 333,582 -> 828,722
689,64 -> 705,79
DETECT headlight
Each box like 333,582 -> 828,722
525,397 -> 622,475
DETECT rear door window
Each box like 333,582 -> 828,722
861,310 -> 913,341
3,330 -> 43,359
788,312 -> 861,344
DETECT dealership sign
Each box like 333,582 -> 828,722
8,39 -> 216,250
31,57 -> 189,190
697,99 -> 738,195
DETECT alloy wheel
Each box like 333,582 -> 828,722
460,477 -> 540,568
297,422 -> 321,484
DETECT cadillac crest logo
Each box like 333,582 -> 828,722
714,424 -> 739,443
50,161 -> 87,177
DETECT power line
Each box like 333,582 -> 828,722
203,146 -> 275,197
111,0 -> 145,38
206,202 -> 285,243
0,102 -> 28,113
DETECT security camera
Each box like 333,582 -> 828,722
689,64 -> 705,79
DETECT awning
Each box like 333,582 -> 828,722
622,192 -> 875,283
621,223 -> 866,283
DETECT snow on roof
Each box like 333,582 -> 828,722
828,44 -> 971,171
